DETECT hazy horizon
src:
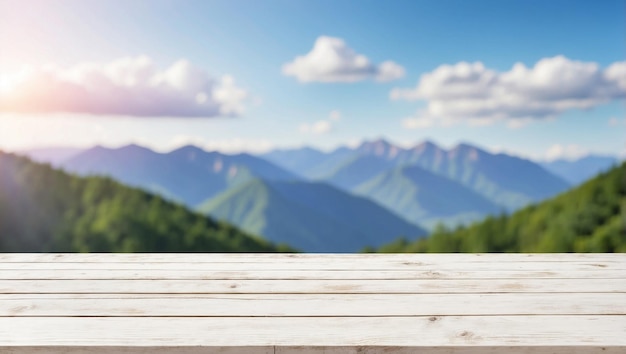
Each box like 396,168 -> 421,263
12,137 -> 626,164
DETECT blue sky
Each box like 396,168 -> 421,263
0,0 -> 624,160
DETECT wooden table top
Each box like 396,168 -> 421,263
0,253 -> 624,353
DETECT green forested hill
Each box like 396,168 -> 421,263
0,152 -> 288,252
375,162 -> 626,253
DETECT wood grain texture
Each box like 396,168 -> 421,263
2,260 -> 624,270
2,253 -> 624,263
1,348 -> 274,354
4,348 -> 626,354
0,253 -> 624,353
2,293 -> 623,316
1,269 -> 623,280
2,278 -> 624,294
1,316 -> 625,346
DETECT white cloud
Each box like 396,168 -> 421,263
300,120 -> 332,134
544,144 -> 589,161
300,110 -> 342,135
376,61 -> 406,82
507,118 -> 536,129
282,36 -> 405,83
393,56 -> 626,128
605,62 -> 626,93
0,56 -> 248,117
402,117 -> 434,129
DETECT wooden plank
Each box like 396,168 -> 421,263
1,278 -> 623,294
2,260 -> 624,271
275,347 -> 626,354
1,293 -> 622,316
1,254 -> 622,352
4,347 -> 626,354
1,348 -> 274,354
0,269 -> 623,280
3,347 -> 626,354
2,253 -> 624,263
1,316 -> 624,347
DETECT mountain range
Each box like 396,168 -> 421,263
4,147 -> 623,253
58,144 -> 299,206
263,139 -> 572,225
17,140 -> 620,251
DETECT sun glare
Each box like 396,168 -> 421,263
0,76 -> 14,93
0,69 -> 28,94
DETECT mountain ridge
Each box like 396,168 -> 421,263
354,164 -> 502,228
57,144 -> 300,206
199,178 -> 427,252
264,139 -> 570,225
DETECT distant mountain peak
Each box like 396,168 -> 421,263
417,139 -> 439,147
298,146 -> 323,153
412,140 -> 442,153
449,142 -> 488,160
168,145 -> 209,162
120,143 -> 145,149
359,138 -> 393,147
372,137 -> 393,145
235,152 -> 254,159
358,138 -> 403,158
170,144 -> 206,154
453,142 -> 479,150
86,144 -> 109,153
116,143 -> 155,155
78,144 -> 128,158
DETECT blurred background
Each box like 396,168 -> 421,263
1,0 -> 624,253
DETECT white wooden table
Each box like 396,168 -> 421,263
0,253 -> 624,353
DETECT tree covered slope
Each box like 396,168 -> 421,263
0,152 -> 288,252
375,162 -> 626,253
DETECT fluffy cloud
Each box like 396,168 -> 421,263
544,144 -> 589,161
0,56 -> 248,117
300,120 -> 332,134
402,116 -> 435,129
282,36 -> 405,83
299,110 -> 342,135
392,56 -> 626,127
